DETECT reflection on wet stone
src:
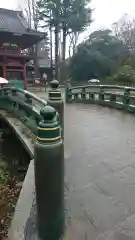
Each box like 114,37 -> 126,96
64,103 -> 135,239
23,91 -> 135,240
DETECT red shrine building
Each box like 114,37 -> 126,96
0,8 -> 45,89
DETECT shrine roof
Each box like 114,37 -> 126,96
0,8 -> 45,48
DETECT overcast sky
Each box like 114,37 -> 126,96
0,0 -> 135,43
91,0 -> 135,28
1,0 -> 135,30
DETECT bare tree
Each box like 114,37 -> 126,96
68,32 -> 79,57
112,16 -> 135,53
23,0 -> 41,78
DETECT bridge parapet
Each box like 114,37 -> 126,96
0,81 -> 64,135
8,104 -> 64,240
66,84 -> 135,113
0,87 -> 48,134
3,81 -> 65,240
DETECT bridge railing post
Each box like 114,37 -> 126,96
123,87 -> 130,106
99,87 -> 104,101
12,89 -> 17,97
65,80 -> 71,103
110,93 -> 116,103
25,93 -> 33,105
48,80 -> 64,138
81,87 -> 86,101
34,105 -> 64,240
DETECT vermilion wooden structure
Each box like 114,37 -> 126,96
0,8 -> 45,89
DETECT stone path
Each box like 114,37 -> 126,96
10,91 -> 135,239
37,91 -> 135,239
64,103 -> 135,239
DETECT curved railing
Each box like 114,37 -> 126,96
0,87 -> 47,134
7,81 -> 65,240
65,84 -> 135,113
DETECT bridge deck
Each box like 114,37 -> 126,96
9,90 -> 135,240
22,101 -> 135,240
64,103 -> 135,239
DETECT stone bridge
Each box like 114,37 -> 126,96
1,83 -> 135,240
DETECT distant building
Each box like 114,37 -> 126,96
27,40 -> 52,82
0,8 -> 45,89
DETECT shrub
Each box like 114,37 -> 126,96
113,65 -> 135,83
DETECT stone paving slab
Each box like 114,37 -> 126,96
96,213 -> 135,240
64,103 -> 135,238
9,94 -> 135,239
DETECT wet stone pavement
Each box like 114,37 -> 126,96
27,91 -> 135,239
64,103 -> 135,239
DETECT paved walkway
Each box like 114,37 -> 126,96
22,90 -> 135,239
64,103 -> 135,239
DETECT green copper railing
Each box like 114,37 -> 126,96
66,84 -> 135,113
0,87 -> 47,134
0,80 -> 64,240
0,80 -> 64,135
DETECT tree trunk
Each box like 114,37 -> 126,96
27,0 -> 31,28
50,24 -> 53,80
32,45 -> 40,79
54,0 -> 60,81
55,24 -> 59,80
62,25 -> 66,61
32,0 -> 40,79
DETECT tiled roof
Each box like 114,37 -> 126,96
0,8 -> 33,34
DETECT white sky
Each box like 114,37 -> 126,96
1,0 -> 135,30
1,0 -> 135,47
91,0 -> 135,29
1,0 -> 135,27
79,0 -> 135,42
0,0 -> 17,10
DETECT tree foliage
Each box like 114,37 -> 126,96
69,29 -> 126,81
37,0 -> 92,34
108,65 -> 135,83
37,0 -> 92,79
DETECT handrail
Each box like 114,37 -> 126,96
0,83 -> 64,135
7,82 -> 65,240
69,84 -> 135,91
0,87 -> 48,134
65,83 -> 135,114
0,87 -> 47,106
